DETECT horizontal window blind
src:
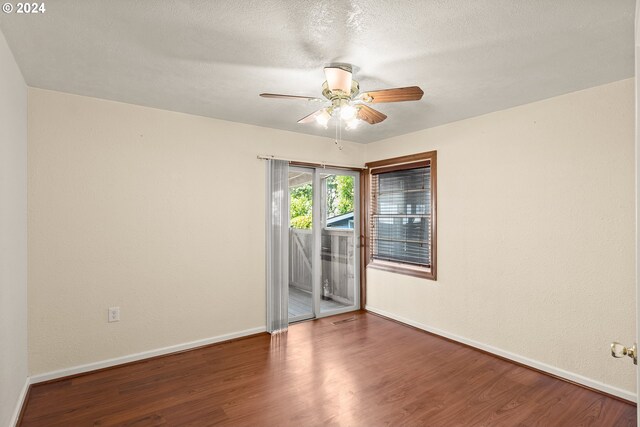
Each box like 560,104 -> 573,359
370,164 -> 431,267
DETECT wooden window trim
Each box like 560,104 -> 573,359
370,160 -> 430,175
362,150 -> 437,282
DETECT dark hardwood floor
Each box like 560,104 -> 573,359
20,311 -> 636,426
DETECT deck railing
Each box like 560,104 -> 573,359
289,228 -> 355,305
289,229 -> 313,292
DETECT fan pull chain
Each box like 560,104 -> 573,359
333,115 -> 343,151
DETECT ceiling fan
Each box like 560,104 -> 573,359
259,64 -> 424,130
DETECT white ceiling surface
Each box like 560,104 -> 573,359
0,1 -> 634,143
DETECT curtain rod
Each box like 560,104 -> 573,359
257,155 -> 367,170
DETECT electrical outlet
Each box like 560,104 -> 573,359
108,307 -> 120,323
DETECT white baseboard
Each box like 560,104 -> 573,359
365,305 -> 637,403
10,377 -> 30,427
30,326 -> 266,384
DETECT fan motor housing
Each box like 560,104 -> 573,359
322,80 -> 359,102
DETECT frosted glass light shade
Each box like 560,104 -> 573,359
316,109 -> 331,127
340,105 -> 357,120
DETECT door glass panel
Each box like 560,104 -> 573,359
288,170 -> 314,321
320,173 -> 356,313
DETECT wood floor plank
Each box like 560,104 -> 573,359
20,312 -> 636,426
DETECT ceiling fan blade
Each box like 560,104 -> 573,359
324,66 -> 352,93
357,105 -> 387,124
360,86 -> 424,103
297,108 -> 327,124
260,93 -> 322,101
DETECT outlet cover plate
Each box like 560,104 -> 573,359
108,307 -> 120,322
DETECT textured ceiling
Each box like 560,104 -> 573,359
0,0 -> 635,143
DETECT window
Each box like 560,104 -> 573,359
365,151 -> 436,280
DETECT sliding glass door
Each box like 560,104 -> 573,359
318,170 -> 358,314
287,167 -> 359,322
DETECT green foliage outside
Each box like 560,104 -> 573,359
326,175 -> 354,218
290,183 -> 313,229
289,175 -> 354,230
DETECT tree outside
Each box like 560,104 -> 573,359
326,175 -> 354,218
290,183 -> 313,229
289,175 -> 354,229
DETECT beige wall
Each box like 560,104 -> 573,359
0,30 -> 28,425
27,88 -> 363,375
364,79 -> 636,394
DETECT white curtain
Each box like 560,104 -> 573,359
266,159 -> 289,334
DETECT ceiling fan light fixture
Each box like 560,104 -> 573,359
315,109 -> 331,127
339,104 -> 357,121
260,63 -> 423,134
